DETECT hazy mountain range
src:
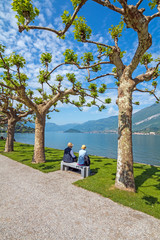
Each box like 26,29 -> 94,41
27,103 -> 160,133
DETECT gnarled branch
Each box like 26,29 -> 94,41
136,0 -> 144,9
92,0 -> 124,14
147,12 -> 160,23
134,87 -> 159,102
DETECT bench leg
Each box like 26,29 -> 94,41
61,162 -> 65,171
61,162 -> 69,171
64,166 -> 69,171
86,167 -> 90,177
81,167 -> 86,178
61,162 -> 66,171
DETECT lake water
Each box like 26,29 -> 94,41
3,132 -> 160,167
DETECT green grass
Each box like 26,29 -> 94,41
0,140 -> 64,172
0,139 -> 160,219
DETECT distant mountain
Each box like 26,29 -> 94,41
26,103 -> 160,133
132,104 -> 160,132
71,103 -> 160,133
45,123 -> 78,132
72,116 -> 118,132
26,122 -> 78,132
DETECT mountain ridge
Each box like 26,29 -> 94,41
26,103 -> 160,133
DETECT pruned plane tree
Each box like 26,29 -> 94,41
0,45 -> 110,163
0,89 -> 33,152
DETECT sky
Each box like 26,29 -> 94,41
0,0 -> 160,125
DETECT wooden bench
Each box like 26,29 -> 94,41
61,161 -> 90,178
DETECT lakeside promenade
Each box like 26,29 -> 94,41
1,154 -> 160,240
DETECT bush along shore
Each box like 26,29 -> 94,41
0,139 -> 160,219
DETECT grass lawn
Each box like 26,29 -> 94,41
0,139 -> 64,172
0,139 -> 160,219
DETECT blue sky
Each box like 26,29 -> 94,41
0,0 -> 160,125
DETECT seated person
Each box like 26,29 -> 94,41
63,142 -> 77,163
77,145 -> 89,166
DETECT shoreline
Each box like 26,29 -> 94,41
1,139 -> 160,168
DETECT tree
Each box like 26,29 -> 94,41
12,0 -> 160,191
0,90 -> 33,152
0,112 -> 7,130
11,0 -> 160,191
0,46 -> 109,163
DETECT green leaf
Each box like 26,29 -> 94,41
153,68 -> 160,79
71,0 -> 82,9
148,0 -> 159,9
11,0 -> 39,26
38,70 -> 50,83
40,52 -> 52,66
34,97 -> 43,104
99,105 -> 106,111
56,75 -> 64,82
105,98 -> 111,104
88,83 -> 97,91
140,52 -> 153,65
61,10 -> 71,25
66,73 -> 76,83
92,64 -> 101,72
63,49 -> 79,63
9,53 -> 26,68
134,102 -> 140,105
0,44 -> 6,53
109,17 -> 124,39
152,80 -> 158,87
73,16 -> 92,42
99,84 -> 107,93
81,52 -> 94,65
120,50 -> 126,59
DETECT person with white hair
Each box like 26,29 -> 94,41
63,142 -> 77,163
77,145 -> 90,166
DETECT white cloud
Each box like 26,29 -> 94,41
37,14 -> 46,25
1,0 -> 160,124
107,106 -> 118,116
46,8 -> 52,17
16,40 -> 27,49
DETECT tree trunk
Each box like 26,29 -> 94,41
32,115 -> 46,163
5,119 -> 16,152
115,81 -> 136,192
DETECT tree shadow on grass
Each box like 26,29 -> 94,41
91,167 -> 100,175
45,159 -> 62,163
21,159 -> 32,162
142,195 -> 160,205
111,172 -> 116,181
154,183 -> 160,191
104,163 -> 112,166
94,159 -> 103,162
135,165 -> 160,191
40,165 -> 57,171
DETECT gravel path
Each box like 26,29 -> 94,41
0,154 -> 160,240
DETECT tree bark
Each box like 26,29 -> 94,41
5,119 -> 16,152
115,79 -> 136,192
32,115 -> 46,163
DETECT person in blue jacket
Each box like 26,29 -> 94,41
63,142 -> 77,163
77,145 -> 87,166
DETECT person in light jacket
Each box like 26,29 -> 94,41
77,145 -> 87,166
63,142 -> 77,163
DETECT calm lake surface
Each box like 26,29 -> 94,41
8,132 -> 160,167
